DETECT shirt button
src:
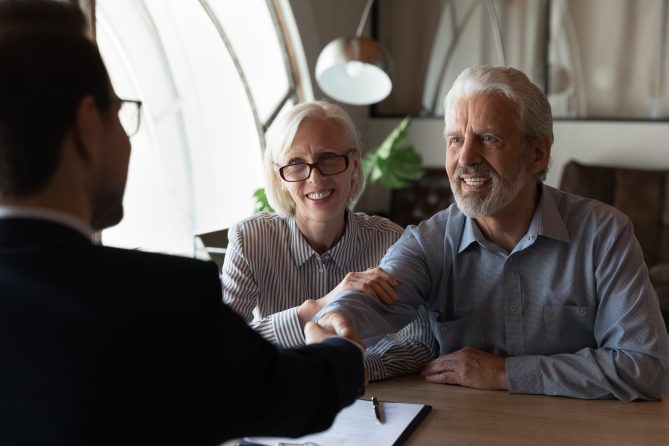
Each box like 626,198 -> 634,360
440,325 -> 448,332
509,304 -> 517,312
577,309 -> 586,317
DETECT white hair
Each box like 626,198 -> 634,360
443,66 -> 554,181
263,100 -> 365,216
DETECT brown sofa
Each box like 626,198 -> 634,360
560,160 -> 669,330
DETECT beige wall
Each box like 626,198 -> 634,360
366,118 -> 669,187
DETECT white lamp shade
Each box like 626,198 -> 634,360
315,36 -> 392,105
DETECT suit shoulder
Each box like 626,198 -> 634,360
94,246 -> 219,279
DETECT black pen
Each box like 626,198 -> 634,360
371,396 -> 383,423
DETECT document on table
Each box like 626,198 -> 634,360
241,398 -> 431,446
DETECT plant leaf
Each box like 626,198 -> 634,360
252,187 -> 274,213
362,116 -> 425,190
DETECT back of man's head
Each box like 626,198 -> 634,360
0,0 -> 88,34
0,0 -> 110,197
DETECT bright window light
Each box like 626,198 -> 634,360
96,0 -> 304,256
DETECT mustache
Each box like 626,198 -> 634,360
453,163 -> 496,179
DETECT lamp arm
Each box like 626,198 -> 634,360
355,0 -> 376,37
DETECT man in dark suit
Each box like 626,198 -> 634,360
0,1 -> 363,445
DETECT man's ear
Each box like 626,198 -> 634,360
530,135 -> 552,175
71,95 -> 101,162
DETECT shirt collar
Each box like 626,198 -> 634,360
287,211 -> 359,269
459,216 -> 479,254
528,184 -> 570,243
0,206 -> 94,240
457,184 -> 570,254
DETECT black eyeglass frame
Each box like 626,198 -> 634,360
278,154 -> 351,182
115,96 -> 143,137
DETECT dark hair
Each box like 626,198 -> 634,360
0,0 -> 88,34
0,2 -> 111,196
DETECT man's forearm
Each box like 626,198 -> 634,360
316,290 -> 420,347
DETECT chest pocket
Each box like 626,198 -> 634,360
543,304 -> 597,354
429,310 -> 485,354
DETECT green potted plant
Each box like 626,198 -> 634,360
362,116 -> 424,189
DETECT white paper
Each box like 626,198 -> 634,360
244,398 -> 427,446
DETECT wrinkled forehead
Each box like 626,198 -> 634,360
445,93 -> 521,133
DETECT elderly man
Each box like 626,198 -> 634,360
319,65 -> 669,401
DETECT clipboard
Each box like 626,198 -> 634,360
240,398 -> 432,446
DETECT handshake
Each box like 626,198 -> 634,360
301,266 -> 398,350
304,312 -> 364,350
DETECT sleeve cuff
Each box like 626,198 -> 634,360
273,307 -> 306,348
363,351 -> 387,381
507,355 -> 543,394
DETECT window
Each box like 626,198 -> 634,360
96,0 -> 309,255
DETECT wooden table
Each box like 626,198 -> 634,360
363,375 -> 669,445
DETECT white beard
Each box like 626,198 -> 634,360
450,160 -> 531,219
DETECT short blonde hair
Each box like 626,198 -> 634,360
264,101 -> 365,216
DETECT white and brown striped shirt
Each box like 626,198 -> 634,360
222,211 -> 437,380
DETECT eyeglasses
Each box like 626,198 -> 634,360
279,154 -> 350,182
116,97 -> 143,137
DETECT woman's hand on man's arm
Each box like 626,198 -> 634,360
296,267 -> 398,328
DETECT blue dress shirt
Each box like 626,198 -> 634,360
320,185 -> 669,400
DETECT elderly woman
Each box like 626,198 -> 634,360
222,101 -> 436,380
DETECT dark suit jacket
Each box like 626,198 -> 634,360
0,218 -> 363,445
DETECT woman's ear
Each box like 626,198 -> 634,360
351,149 -> 361,170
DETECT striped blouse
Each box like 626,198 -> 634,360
222,211 -> 437,380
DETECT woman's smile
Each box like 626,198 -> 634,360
306,189 -> 334,201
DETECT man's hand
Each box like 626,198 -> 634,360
303,321 -> 334,344
420,346 -> 507,390
305,315 -> 368,385
304,312 -> 365,349
297,267 -> 398,327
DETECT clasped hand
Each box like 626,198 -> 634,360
304,312 -> 363,348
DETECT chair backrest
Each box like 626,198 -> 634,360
390,168 -> 454,227
194,228 -> 229,271
559,160 -> 669,266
